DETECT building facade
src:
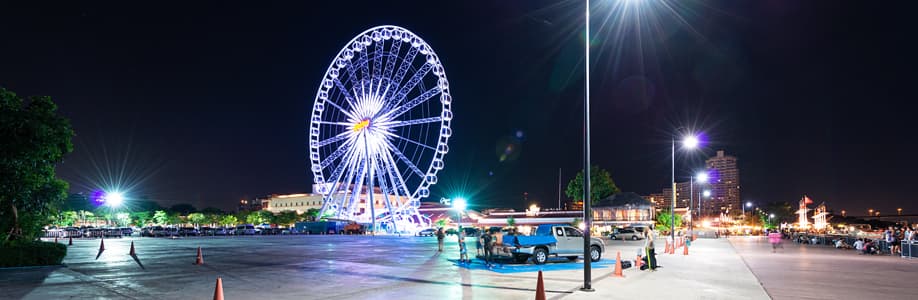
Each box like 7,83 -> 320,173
704,150 -> 741,217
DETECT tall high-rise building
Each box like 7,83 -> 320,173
704,150 -> 741,217
660,182 -> 693,210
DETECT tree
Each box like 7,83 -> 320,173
56,211 -> 78,227
257,210 -> 276,225
167,212 -> 182,226
219,215 -> 238,227
200,207 -> 224,215
506,215 -> 516,228
434,218 -> 449,228
304,208 -> 320,222
187,213 -> 206,228
565,165 -> 620,205
0,88 -> 74,242
276,211 -> 298,227
656,209 -> 682,234
168,203 -> 197,215
246,213 -> 264,225
131,211 -> 152,227
153,210 -> 169,225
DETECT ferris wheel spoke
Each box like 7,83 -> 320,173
379,116 -> 442,128
383,140 -> 426,179
381,148 -> 414,198
389,45 -> 419,98
317,131 -> 354,147
320,139 -> 356,168
373,39 -> 383,81
382,38 -> 402,83
314,120 -> 354,127
386,86 -> 441,120
391,63 -> 432,108
381,131 -> 437,152
359,46 -> 371,80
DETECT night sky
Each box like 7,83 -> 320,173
2,1 -> 916,215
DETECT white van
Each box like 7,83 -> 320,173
235,224 -> 257,235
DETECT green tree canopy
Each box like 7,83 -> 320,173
565,165 -> 620,205
275,211 -> 298,227
131,211 -> 152,227
655,209 -> 682,234
153,210 -> 169,225
219,215 -> 238,227
0,88 -> 74,242
187,213 -> 206,227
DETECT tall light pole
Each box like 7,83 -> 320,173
691,172 -> 708,238
672,135 -> 700,244
581,0 -> 594,292
453,198 -> 467,232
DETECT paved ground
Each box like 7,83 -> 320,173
0,235 -> 768,299
729,236 -> 918,300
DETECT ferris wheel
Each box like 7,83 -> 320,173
309,26 -> 452,232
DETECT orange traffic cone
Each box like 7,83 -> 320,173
636,254 -> 643,268
68,236 -> 73,246
535,270 -> 546,300
129,241 -> 136,256
683,243 -> 689,255
664,240 -> 670,254
692,234 -> 697,241
194,247 -> 204,265
213,277 -> 224,300
612,251 -> 624,277
95,238 -> 105,260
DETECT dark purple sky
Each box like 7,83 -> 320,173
1,1 -> 915,215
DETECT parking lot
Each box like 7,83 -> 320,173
1,235 -> 768,299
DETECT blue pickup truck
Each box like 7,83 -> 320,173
502,224 -> 605,264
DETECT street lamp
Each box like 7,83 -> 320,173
743,201 -> 752,218
453,197 -> 467,232
689,171 -> 708,239
103,191 -> 124,227
868,208 -> 874,216
898,208 -> 903,215
671,134 -> 701,246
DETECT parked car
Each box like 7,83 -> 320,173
120,227 -> 134,237
506,224 -> 605,264
103,228 -> 123,238
344,223 -> 365,235
214,227 -> 231,236
84,228 -> 105,238
610,228 -> 643,240
236,224 -> 257,235
280,228 -> 299,235
179,227 -> 200,236
417,228 -> 437,237
164,227 -> 179,237
63,227 -> 83,238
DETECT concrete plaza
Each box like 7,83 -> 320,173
0,234 -> 808,299
729,236 -> 918,300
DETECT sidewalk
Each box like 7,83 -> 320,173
555,238 -> 770,300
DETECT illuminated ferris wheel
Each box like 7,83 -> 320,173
309,26 -> 452,232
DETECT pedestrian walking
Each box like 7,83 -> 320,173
458,231 -> 469,263
436,227 -> 445,252
768,229 -> 782,253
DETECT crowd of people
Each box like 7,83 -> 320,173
774,226 -> 916,256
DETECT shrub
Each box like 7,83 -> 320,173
0,241 -> 67,267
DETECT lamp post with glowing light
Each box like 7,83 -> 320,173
103,191 -> 124,227
453,198 -> 467,233
671,134 -> 701,244
689,171 -> 708,238
898,208 -> 903,215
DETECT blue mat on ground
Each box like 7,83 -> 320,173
450,258 -> 618,273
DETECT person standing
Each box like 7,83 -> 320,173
458,231 -> 469,263
476,231 -> 484,257
886,227 -> 897,255
436,227 -> 445,252
482,229 -> 493,267
643,226 -> 658,271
